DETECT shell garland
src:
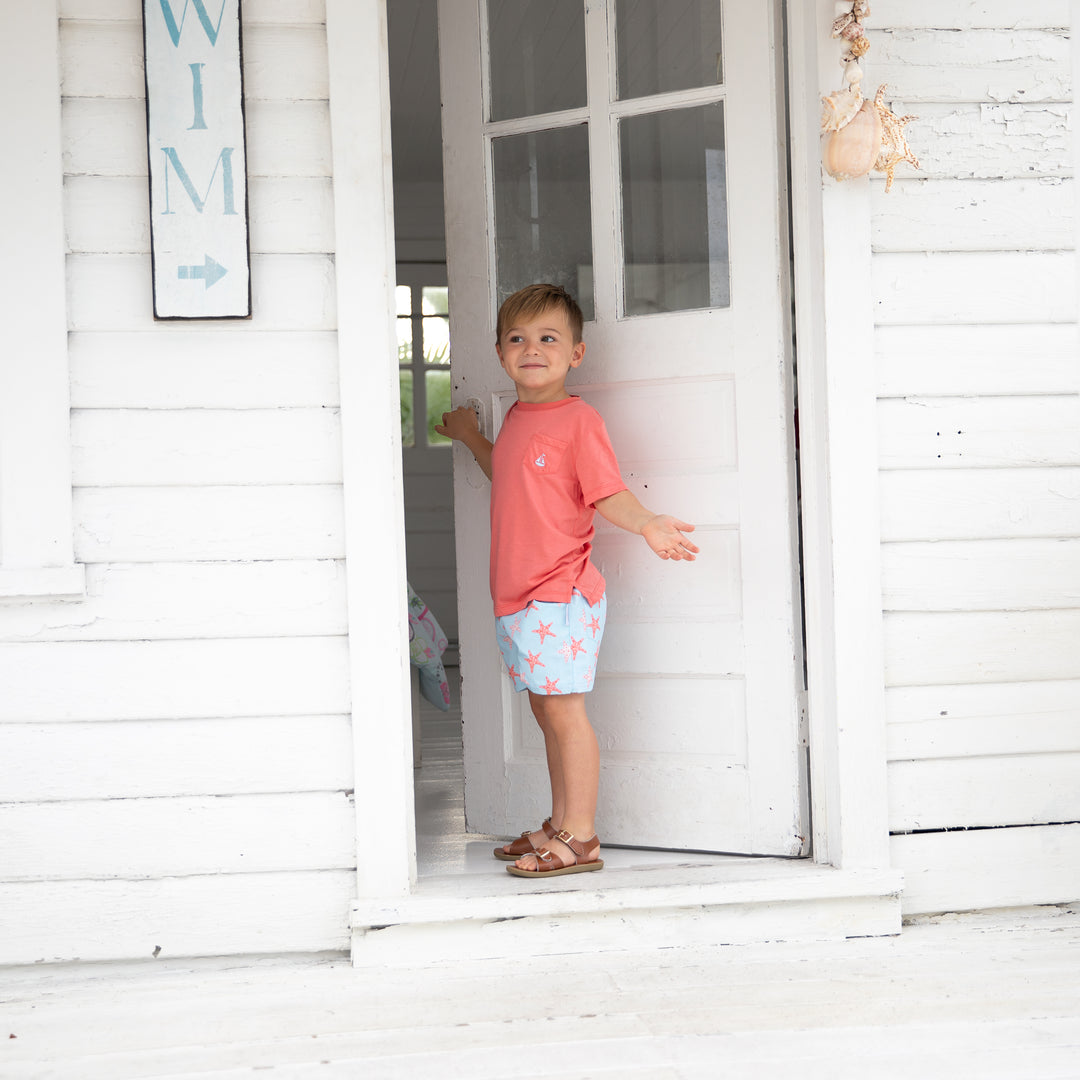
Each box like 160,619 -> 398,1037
820,1 -> 919,190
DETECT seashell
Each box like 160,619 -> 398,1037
849,35 -> 870,57
841,20 -> 865,41
823,99 -> 882,180
831,11 -> 856,38
844,60 -> 864,85
853,0 -> 870,17
820,84 -> 863,134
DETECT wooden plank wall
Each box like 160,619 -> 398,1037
0,0 -> 357,964
871,0 -> 1080,913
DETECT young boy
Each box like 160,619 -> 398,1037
435,283 -> 697,878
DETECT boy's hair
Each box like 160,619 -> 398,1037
496,283 -> 584,344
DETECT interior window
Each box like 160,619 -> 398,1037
397,278 -> 451,448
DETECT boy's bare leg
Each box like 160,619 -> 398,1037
515,691 -> 599,869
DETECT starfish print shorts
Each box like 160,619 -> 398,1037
495,590 -> 607,695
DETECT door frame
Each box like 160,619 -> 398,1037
326,0 -> 893,909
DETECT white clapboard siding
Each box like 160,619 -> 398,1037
0,637 -> 351,722
880,468 -> 1080,542
889,753 -> 1080,832
883,610 -> 1080,686
59,20 -> 328,102
72,409 -> 343,487
65,176 -> 335,255
73,486 -> 345,562
0,716 -> 353,801
0,871 -> 354,965
874,251 -> 1077,326
883,102 -> 1072,180
872,179 -> 1076,253
882,539 -> 1080,611
892,823 -> 1080,916
867,29 -> 1071,103
876,324 -> 1079,398
874,1 -> 1070,30
62,98 -> 333,178
0,792 -> 355,881
0,561 -> 347,642
878,396 -> 1080,469
60,0 -> 327,24
67,254 -> 337,331
887,680 -> 1080,760
69,331 -> 341,409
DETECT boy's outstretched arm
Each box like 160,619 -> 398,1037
593,489 -> 699,562
434,405 -> 494,480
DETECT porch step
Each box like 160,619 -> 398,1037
351,857 -> 903,966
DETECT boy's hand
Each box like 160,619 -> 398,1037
641,515 -> 699,561
434,405 -> 479,442
434,405 -> 494,481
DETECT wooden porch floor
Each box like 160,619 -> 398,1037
2,904 -> 1078,1077
4,690 -> 1079,1077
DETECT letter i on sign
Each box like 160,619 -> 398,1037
142,0 -> 251,319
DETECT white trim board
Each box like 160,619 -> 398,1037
325,0 -> 416,899
0,0 -> 84,600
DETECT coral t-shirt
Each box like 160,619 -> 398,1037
490,396 -> 627,617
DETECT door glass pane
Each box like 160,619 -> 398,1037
426,369 -> 452,445
399,369 -> 415,447
422,315 -> 450,366
615,0 -> 724,100
493,124 -> 594,320
488,0 -> 587,121
620,103 -> 729,316
422,285 -> 448,316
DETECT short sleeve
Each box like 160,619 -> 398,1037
576,409 -> 627,507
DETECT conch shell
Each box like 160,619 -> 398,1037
820,84 -> 863,134
823,99 -> 882,180
872,85 -> 920,192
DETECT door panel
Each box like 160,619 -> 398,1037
439,0 -> 806,854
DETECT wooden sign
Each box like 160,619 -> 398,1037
143,0 -> 251,319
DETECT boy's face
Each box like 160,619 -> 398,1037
496,305 -> 586,404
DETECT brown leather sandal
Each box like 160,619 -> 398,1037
493,817 -> 557,862
506,829 -> 603,878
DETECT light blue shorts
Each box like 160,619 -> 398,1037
495,591 -> 607,695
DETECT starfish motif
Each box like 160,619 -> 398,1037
533,619 -> 555,645
872,84 -> 919,193
525,650 -> 545,673
506,664 -> 522,687
507,616 -> 522,637
584,614 -> 602,639
542,675 -> 561,695
582,669 -> 594,688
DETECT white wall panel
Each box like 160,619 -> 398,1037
872,179 -> 1075,253
887,680 -> 1080,760
69,331 -> 340,408
0,793 -> 355,881
0,871 -> 353,965
0,637 -> 350,722
0,560 -> 347,642
72,408 -> 343,486
0,715 -> 353,801
73,486 -> 345,562
884,610 -> 1080,686
876,324 -> 1078,398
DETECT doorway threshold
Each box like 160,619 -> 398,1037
351,692 -> 901,964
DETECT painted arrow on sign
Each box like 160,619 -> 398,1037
177,255 -> 228,289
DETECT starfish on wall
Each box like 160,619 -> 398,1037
873,85 -> 920,192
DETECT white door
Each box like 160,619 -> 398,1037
439,0 -> 806,855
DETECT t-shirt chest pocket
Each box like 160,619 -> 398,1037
524,433 -> 569,477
